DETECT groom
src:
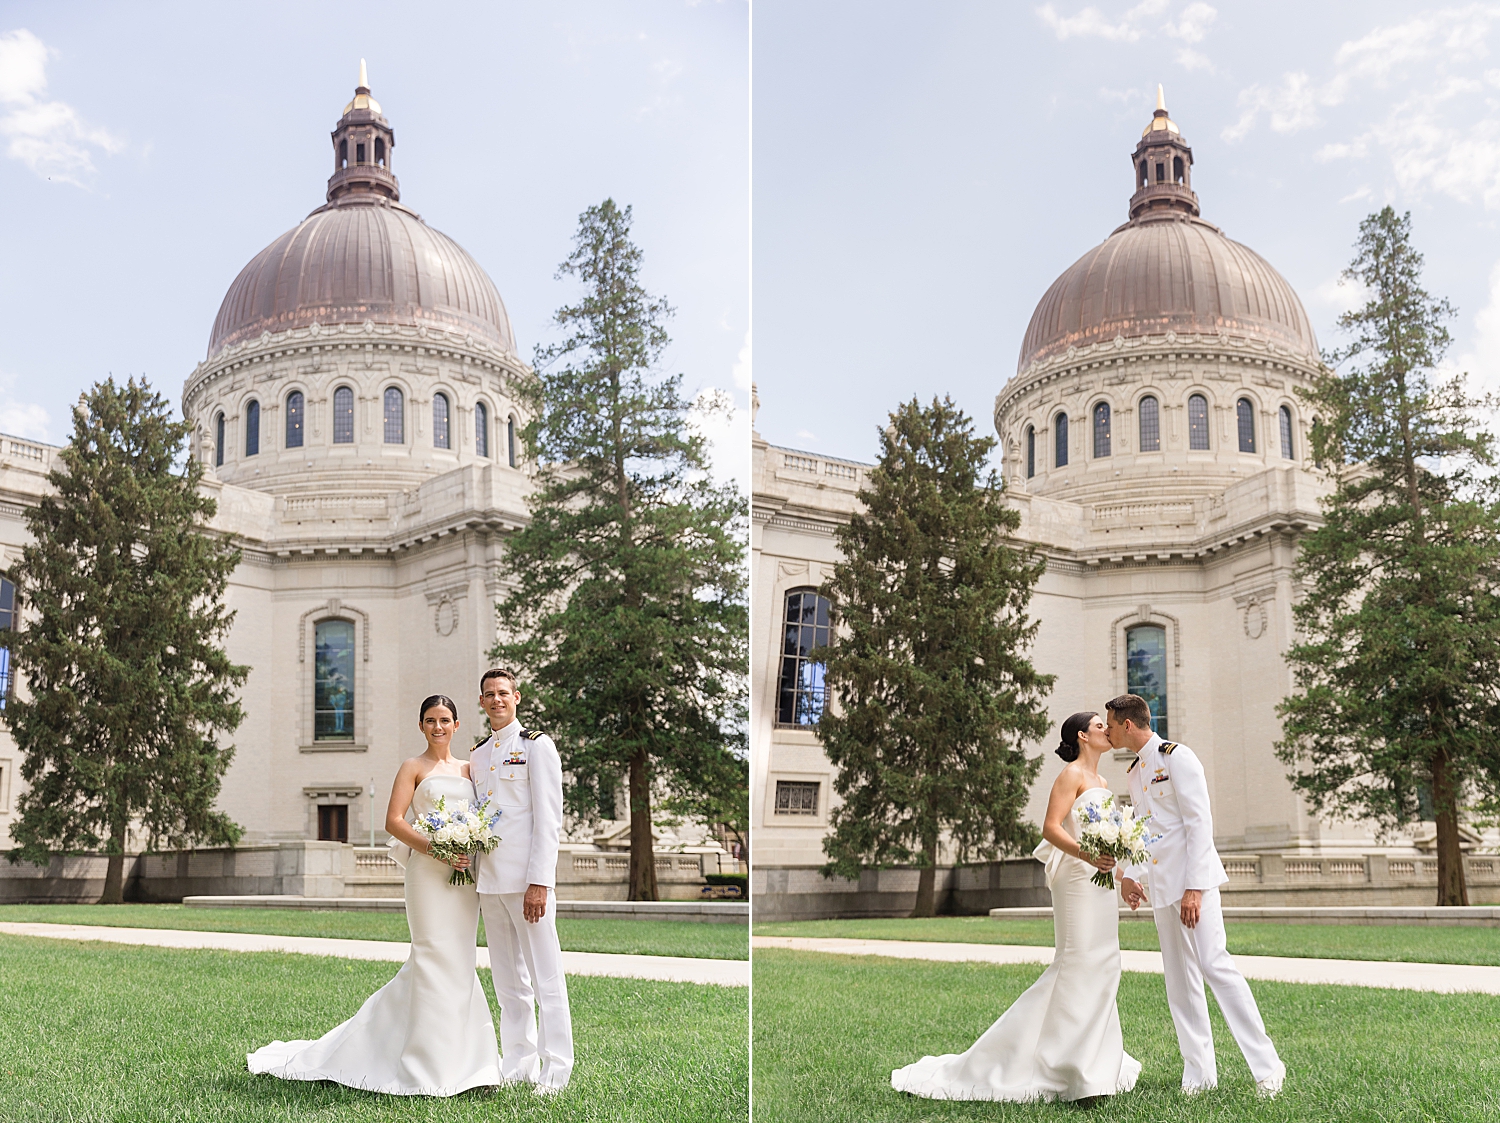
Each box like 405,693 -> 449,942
472,667 -> 574,1093
1105,694 -> 1285,1098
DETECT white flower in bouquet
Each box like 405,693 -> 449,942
1075,792 -> 1160,891
415,794 -> 504,886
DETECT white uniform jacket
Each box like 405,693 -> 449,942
1121,733 -> 1227,909
470,720 -> 563,896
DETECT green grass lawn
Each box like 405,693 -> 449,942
753,915 -> 1500,966
0,933 -> 747,1123
752,947 -> 1500,1123
0,903 -> 748,959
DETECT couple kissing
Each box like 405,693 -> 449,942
892,693 -> 1286,1103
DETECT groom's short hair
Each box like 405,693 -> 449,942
1105,693 -> 1153,730
480,667 -> 519,693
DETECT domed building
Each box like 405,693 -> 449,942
0,67 -> 727,901
750,93 -> 1497,918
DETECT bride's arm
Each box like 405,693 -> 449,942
1041,770 -> 1114,871
384,763 -> 433,854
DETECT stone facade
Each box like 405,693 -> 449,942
750,98 -> 1499,916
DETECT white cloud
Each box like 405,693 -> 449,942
730,331 -> 750,392
1337,185 -> 1373,204
1041,3 -> 1218,72
0,28 -> 122,185
0,370 -> 51,442
689,387 -> 748,494
1312,273 -> 1370,317
1457,258 -> 1500,402
1164,1 -> 1216,43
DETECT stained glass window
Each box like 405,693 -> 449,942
1125,625 -> 1168,739
314,619 -> 355,741
777,589 -> 831,726
1139,396 -> 1160,452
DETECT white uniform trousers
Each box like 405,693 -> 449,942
479,890 -> 575,1089
1152,888 -> 1282,1090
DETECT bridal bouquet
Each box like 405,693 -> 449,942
415,795 -> 502,886
1076,794 -> 1156,891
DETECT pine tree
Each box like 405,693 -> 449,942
1277,207 -> 1500,907
493,200 -> 748,902
818,396 -> 1054,918
5,378 -> 248,903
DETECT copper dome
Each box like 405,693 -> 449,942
1017,213 -> 1318,373
208,200 -> 515,357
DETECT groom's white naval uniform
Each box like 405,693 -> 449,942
1121,732 -> 1283,1093
472,720 -> 574,1090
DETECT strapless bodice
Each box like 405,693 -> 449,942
413,773 -> 473,817
1066,786 -> 1111,839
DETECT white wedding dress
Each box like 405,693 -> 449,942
891,787 -> 1141,1102
247,774 -> 501,1096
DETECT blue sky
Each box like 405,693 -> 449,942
753,1 -> 1500,465
0,1 -> 749,485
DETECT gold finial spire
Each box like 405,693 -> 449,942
1156,84 -> 1165,112
359,58 -> 368,89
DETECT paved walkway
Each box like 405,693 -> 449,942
752,936 -> 1500,995
0,922 -> 748,987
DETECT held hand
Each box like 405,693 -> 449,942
523,884 -> 548,924
449,854 -> 472,872
1120,877 -> 1148,911
1179,888 -> 1202,929
1086,853 -> 1117,873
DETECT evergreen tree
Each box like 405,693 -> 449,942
6,378 -> 247,903
1277,207 -> 1500,907
493,200 -> 748,901
818,396 -> 1054,918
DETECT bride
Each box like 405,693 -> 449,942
891,711 -> 1142,1102
248,694 -> 501,1096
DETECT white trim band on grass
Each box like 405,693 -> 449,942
0,922 -> 749,987
751,935 -> 1500,995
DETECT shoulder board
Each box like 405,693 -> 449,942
1126,756 -> 1140,773
520,728 -> 544,741
1159,742 -> 1178,755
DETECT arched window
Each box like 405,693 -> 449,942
285,391 -> 304,449
1279,405 -> 1294,459
339,139 -> 348,169
1138,395 -> 1160,452
475,401 -> 489,458
433,392 -> 450,449
1138,160 -> 1147,187
375,137 -> 385,167
245,400 -> 260,457
1237,397 -> 1256,453
507,416 -> 518,468
1093,402 -> 1111,458
1025,425 -> 1035,478
1125,624 -> 1168,738
0,576 -> 15,707
778,589 -> 831,726
333,387 -> 354,444
1173,155 -> 1184,183
314,619 -> 356,741
383,388 -> 404,444
1188,394 -> 1209,450
214,412 -> 225,467
1054,412 -> 1069,468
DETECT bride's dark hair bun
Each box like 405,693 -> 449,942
1056,711 -> 1098,762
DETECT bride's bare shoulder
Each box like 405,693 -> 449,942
1048,761 -> 1087,798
